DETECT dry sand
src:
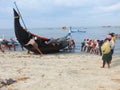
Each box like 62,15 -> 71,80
0,51 -> 120,90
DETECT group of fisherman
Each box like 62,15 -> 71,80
0,38 -> 18,52
81,33 -> 116,68
81,38 -> 103,55
81,33 -> 116,56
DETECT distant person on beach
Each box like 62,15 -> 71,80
25,36 -> 43,56
2,39 -> 10,51
82,38 -> 88,52
101,35 -> 112,68
21,45 -> 24,51
10,38 -> 16,51
19,44 -> 25,51
0,41 -> 5,53
98,40 -> 103,56
0,38 -> 4,52
109,33 -> 115,55
68,39 -> 75,50
81,39 -> 85,51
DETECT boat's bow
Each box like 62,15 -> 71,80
13,8 -> 70,53
14,9 -> 30,45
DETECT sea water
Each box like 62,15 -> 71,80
0,26 -> 120,54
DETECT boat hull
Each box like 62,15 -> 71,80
13,9 -> 69,54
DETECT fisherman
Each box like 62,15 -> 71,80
0,39 -> 4,53
109,33 -> 115,55
101,35 -> 112,68
68,39 -> 75,49
25,36 -> 43,56
10,38 -> 16,51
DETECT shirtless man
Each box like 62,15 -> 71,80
25,36 -> 43,56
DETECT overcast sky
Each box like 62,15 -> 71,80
0,0 -> 120,29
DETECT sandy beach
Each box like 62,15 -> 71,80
0,51 -> 120,90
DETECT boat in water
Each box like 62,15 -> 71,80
13,9 -> 70,53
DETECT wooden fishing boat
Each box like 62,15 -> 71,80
13,9 -> 69,53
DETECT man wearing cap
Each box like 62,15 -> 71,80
101,35 -> 112,68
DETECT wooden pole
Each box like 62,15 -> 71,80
14,2 -> 27,30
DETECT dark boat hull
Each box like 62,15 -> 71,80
13,9 -> 69,53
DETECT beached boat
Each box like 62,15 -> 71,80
13,9 -> 69,53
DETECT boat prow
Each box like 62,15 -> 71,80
13,8 -> 69,53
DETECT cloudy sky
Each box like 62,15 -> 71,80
0,0 -> 120,29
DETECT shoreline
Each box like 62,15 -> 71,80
0,51 -> 120,90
